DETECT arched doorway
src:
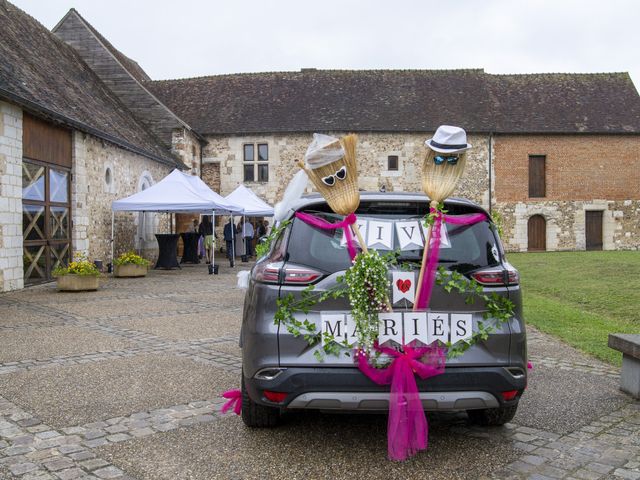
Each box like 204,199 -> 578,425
528,215 -> 546,251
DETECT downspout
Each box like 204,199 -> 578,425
488,132 -> 493,215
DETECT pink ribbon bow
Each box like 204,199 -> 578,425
295,211 -> 359,260
220,389 -> 242,415
357,343 -> 446,461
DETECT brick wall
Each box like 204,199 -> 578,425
494,135 -> 640,202
0,101 -> 23,291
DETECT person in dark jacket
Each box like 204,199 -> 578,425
223,218 -> 235,263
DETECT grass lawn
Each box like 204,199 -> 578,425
508,251 -> 640,366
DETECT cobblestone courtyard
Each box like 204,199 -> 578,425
0,265 -> 638,479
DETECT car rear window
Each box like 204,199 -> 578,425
285,201 -> 501,275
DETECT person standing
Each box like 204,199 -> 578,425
198,216 -> 214,264
224,218 -> 235,263
257,219 -> 267,239
243,220 -> 255,257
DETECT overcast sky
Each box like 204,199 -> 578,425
11,0 -> 640,89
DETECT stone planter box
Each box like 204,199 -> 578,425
56,274 -> 99,291
114,264 -> 148,278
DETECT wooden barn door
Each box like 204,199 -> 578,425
527,215 -> 546,251
22,115 -> 72,285
585,211 -> 603,251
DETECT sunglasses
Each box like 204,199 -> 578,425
433,155 -> 459,166
321,166 -> 347,186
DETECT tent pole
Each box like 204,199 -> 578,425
231,215 -> 235,265
111,211 -> 115,270
212,210 -> 215,270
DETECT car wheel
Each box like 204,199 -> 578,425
241,374 -> 280,428
467,403 -> 518,426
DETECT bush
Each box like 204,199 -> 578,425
52,253 -> 100,277
114,251 -> 151,267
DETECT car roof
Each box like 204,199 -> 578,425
290,191 -> 485,213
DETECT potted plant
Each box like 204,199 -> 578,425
52,254 -> 101,291
113,251 -> 151,278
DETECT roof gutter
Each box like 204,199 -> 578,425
0,87 -> 184,169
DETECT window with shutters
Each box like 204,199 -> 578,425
528,155 -> 546,198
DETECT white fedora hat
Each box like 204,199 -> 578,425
425,125 -> 472,153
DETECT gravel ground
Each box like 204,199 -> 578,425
97,413 -> 521,480
110,312 -> 242,340
0,354 -> 237,428
0,263 -> 636,480
0,326 -> 135,362
513,364 -> 629,434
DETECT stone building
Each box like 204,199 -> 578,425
2,0 -> 640,292
0,1 -> 195,291
148,70 -> 640,253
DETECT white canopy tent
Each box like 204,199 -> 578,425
225,185 -> 274,257
111,169 -> 242,271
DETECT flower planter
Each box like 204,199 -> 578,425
56,274 -> 99,291
114,264 -> 148,278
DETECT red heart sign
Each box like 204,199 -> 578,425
396,279 -> 411,293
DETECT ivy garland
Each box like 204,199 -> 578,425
273,216 -> 515,361
255,220 -> 291,259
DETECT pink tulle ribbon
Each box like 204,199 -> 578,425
357,343 -> 446,461
414,211 -> 488,309
220,389 -> 242,415
295,211 -> 358,260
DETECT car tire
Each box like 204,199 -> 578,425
241,374 -> 280,428
467,403 -> 518,426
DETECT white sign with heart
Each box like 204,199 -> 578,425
392,271 -> 415,305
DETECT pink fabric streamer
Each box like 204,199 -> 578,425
357,343 -> 446,461
220,389 -> 242,415
295,211 -> 359,260
414,211 -> 488,310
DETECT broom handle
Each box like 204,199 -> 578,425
414,200 -> 438,311
352,223 -> 368,254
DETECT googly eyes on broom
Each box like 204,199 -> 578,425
433,155 -> 459,166
321,166 -> 348,186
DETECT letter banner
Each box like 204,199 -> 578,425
337,218 -> 453,251
320,312 -> 474,347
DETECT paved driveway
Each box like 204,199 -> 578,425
0,265 -> 638,479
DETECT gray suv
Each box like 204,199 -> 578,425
240,192 -> 527,427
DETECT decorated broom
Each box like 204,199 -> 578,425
414,125 -> 471,310
297,133 -> 368,251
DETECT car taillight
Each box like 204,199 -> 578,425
471,268 -> 519,286
252,262 -> 323,285
281,265 -> 322,284
252,262 -> 281,283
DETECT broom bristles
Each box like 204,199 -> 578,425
421,150 -> 467,203
301,134 -> 360,216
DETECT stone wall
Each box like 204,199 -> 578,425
73,133 -> 172,264
0,101 -> 23,292
202,132 -> 491,207
171,128 -> 202,175
495,200 -> 639,252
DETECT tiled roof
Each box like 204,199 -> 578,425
486,73 -> 640,133
0,0 -> 180,167
147,69 -> 640,135
62,8 -> 152,85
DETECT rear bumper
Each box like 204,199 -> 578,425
244,365 -> 527,411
